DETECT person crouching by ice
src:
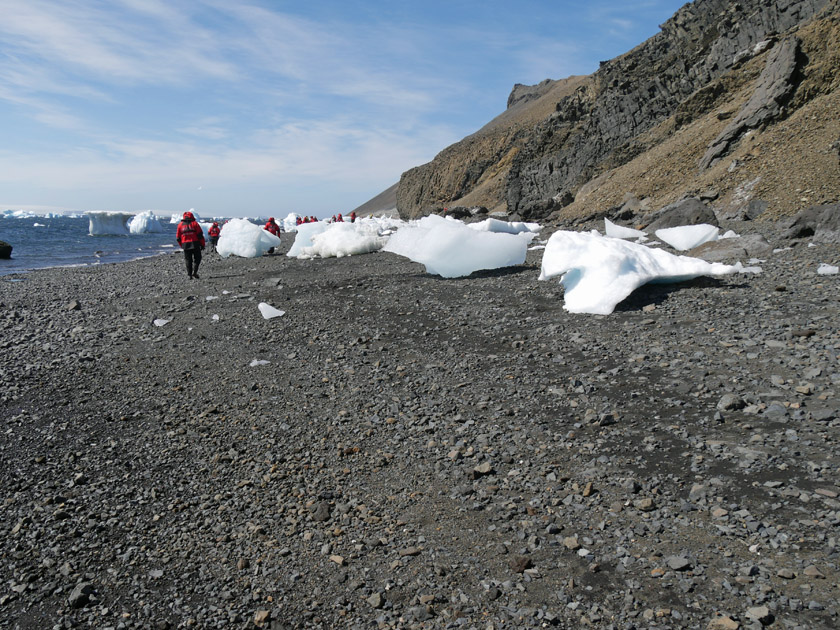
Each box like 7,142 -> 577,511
176,211 -> 205,279
208,222 -> 221,252
264,217 -> 281,254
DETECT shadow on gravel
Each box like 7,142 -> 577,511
409,265 -> 536,280
614,276 -> 732,312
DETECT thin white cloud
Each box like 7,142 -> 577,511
178,117 -> 230,140
0,0 -> 236,87
0,117 -> 455,193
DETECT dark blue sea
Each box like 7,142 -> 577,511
0,214 -> 180,276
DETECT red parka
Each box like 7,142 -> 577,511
176,214 -> 205,248
264,218 -> 280,236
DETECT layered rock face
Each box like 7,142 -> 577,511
395,0 -> 837,221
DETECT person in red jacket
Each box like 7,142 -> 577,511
349,211 -> 356,223
264,217 -> 281,254
176,211 -> 205,279
264,217 -> 281,236
208,222 -> 221,252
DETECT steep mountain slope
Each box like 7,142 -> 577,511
392,0 -> 839,222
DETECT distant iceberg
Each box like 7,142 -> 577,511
282,213 -> 301,233
171,208 -> 202,224
86,211 -> 134,236
128,210 -> 166,234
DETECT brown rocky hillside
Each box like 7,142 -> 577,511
385,0 -> 840,224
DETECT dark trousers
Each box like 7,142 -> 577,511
183,245 -> 202,276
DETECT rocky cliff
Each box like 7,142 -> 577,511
393,0 -> 840,223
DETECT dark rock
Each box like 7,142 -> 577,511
779,203 -> 840,242
667,556 -> 692,571
310,501 -> 332,522
0,240 -> 12,259
443,206 -> 472,220
717,198 -> 768,221
471,461 -> 495,479
644,198 -> 718,231
690,233 -> 773,262
509,556 -> 533,573
67,582 -> 94,608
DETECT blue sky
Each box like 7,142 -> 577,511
0,0 -> 688,218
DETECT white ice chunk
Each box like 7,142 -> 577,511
720,230 -> 739,239
282,213 -> 301,233
128,210 -> 166,234
468,218 -> 541,234
817,263 -> 839,275
383,214 -> 533,278
249,359 -> 271,367
86,211 -> 134,235
258,302 -> 285,319
211,314 -> 219,321
153,318 -> 170,327
293,222 -> 388,259
655,224 -> 720,251
286,221 -> 329,257
604,218 -> 646,240
538,230 -> 760,315
217,218 -> 281,258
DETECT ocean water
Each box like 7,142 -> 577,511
0,215 -> 180,276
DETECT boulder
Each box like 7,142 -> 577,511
717,198 -> 768,222
779,203 -> 840,242
0,240 -> 11,259
690,233 -> 773,262
644,198 -> 718,231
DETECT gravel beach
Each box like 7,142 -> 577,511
1,224 -> 838,629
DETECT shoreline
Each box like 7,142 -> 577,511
1,228 -> 838,628
0,249 -> 178,278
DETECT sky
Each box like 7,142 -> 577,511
0,0 -> 688,218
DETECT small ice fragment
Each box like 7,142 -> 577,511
206,295 -> 219,301
604,218 -> 646,240
817,263 -> 838,275
153,319 -> 170,327
212,314 -> 219,321
258,302 -> 285,319
655,224 -> 720,250
249,359 -> 270,367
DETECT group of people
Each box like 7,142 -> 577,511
293,211 -> 356,226
176,211 -> 359,278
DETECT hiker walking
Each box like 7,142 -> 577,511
176,211 -> 205,279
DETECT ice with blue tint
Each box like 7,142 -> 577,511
128,210 -> 166,234
217,218 -> 281,258
383,215 -> 534,278
86,211 -> 134,235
